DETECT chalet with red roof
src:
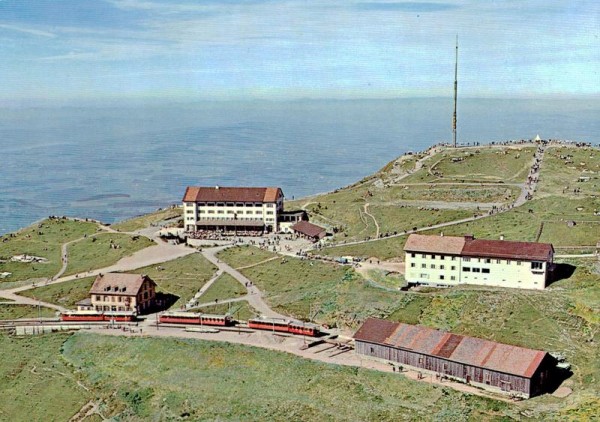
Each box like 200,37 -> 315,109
78,273 -> 157,314
404,234 -> 554,290
354,318 -> 557,398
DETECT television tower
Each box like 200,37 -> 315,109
453,35 -> 458,148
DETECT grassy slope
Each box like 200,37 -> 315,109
217,245 -> 277,269
197,272 -> 246,303
110,207 -> 182,232
18,276 -> 96,309
0,219 -> 98,282
61,333 -> 513,421
126,253 -> 218,308
0,333 -> 90,421
64,233 -> 155,276
0,304 -> 57,319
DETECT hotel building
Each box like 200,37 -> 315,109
404,234 -> 554,290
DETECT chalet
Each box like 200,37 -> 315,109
291,220 -> 326,242
77,273 -> 157,314
354,318 -> 557,399
182,186 -> 284,233
404,234 -> 554,290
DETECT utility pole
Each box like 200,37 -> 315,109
453,35 -> 458,148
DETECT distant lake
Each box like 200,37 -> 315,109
1,98 -> 598,234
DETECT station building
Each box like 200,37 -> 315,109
404,234 -> 554,290
77,273 -> 157,314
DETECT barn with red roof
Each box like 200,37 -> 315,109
354,318 -> 557,398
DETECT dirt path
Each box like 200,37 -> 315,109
328,144 -> 548,250
363,203 -> 379,238
200,246 -> 290,319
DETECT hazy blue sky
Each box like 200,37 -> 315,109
0,0 -> 598,101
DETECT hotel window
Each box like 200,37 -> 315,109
516,261 -> 521,266
472,268 -> 481,273
95,295 -> 101,301
227,210 -> 234,214
482,268 -> 490,274
439,275 -> 445,280
246,210 -> 253,214
207,210 -> 215,214
451,266 -> 456,270
421,264 -> 426,268
411,253 -> 415,258
199,210 -> 205,213
421,254 -> 426,259
186,209 -> 193,214
226,202 -> 234,207
207,202 -> 215,206
450,276 -> 456,280
451,256 -> 456,261
256,210 -> 262,214
267,203 -> 274,207
484,258 -> 491,264
463,257 -> 471,262
236,203 -> 244,207
462,267 -> 471,272
431,254 -> 436,259
430,264 -> 435,269
217,210 -> 224,214
440,265 -> 445,270
531,261 -> 543,270
496,259 -> 501,264
411,263 -> 415,267
266,211 -> 274,215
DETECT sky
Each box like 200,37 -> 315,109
0,0 -> 598,102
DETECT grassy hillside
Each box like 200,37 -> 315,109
110,207 -> 182,232
0,218 -> 98,282
126,253 -> 218,308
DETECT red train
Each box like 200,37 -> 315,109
60,310 -> 137,322
158,311 -> 233,326
248,317 -> 321,337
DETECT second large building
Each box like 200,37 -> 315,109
404,234 -> 554,290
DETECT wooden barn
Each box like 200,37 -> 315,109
354,318 -> 557,398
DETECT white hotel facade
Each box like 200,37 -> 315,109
404,234 -> 554,290
182,186 -> 285,233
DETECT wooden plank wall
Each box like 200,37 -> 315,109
356,341 -> 532,397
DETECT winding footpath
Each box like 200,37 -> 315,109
330,143 -> 547,249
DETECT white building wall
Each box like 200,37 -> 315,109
405,252 -> 548,290
183,201 -> 280,231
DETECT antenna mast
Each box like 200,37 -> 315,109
453,35 -> 458,148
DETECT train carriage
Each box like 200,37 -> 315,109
159,311 -> 233,326
248,317 -> 321,337
60,310 -> 137,322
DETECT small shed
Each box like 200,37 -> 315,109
291,221 -> 326,242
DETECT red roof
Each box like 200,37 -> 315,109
182,186 -> 283,203
90,273 -> 155,297
291,220 -> 326,238
354,318 -> 548,378
404,234 -> 553,262
462,239 -> 554,261
353,318 -> 398,344
404,234 -> 465,255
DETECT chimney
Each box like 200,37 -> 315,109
500,234 -> 504,241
